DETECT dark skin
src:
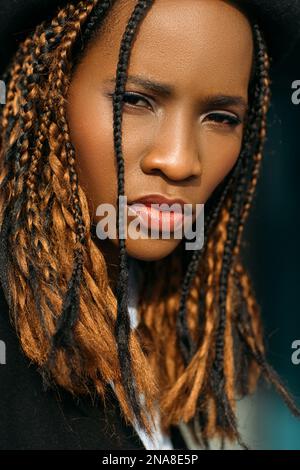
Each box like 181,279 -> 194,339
66,0 -> 253,290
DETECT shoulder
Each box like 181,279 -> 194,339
0,285 -> 144,450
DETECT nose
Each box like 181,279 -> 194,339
139,111 -> 202,181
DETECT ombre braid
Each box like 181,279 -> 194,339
168,23 -> 268,446
111,0 -> 155,432
175,22 -> 269,373
46,2 -> 98,361
203,23 -> 272,447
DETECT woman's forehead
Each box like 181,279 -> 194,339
77,0 -> 253,99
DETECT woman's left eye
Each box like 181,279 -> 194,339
202,112 -> 242,127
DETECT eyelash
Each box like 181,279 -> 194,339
107,91 -> 153,110
201,112 -> 241,127
107,92 -> 242,127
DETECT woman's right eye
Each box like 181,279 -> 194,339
123,92 -> 153,110
107,91 -> 153,111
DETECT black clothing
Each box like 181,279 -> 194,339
0,286 -> 187,450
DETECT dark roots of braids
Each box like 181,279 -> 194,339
1,0 -> 300,451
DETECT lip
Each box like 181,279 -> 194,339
127,194 -> 193,233
128,194 -> 188,210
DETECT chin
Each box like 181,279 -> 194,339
119,237 -> 182,261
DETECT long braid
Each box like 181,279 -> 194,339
203,22 -> 269,444
176,246 -> 204,366
112,0 -> 155,431
224,23 -> 270,392
228,24 -> 272,400
175,22 -> 269,372
171,22 -> 272,447
202,24 -> 264,448
45,0 -> 105,361
233,25 -> 271,256
0,27 -> 43,314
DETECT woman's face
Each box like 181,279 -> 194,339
67,0 -> 253,262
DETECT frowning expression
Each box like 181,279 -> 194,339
67,0 -> 253,261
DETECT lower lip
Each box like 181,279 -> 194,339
127,203 -> 190,232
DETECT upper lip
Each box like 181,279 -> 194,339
128,194 -> 188,210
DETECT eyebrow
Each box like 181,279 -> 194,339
105,74 -> 248,111
105,75 -> 174,97
201,94 -> 248,113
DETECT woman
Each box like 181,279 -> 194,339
0,0 -> 299,450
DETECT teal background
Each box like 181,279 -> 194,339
243,37 -> 300,450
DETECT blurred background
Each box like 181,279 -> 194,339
238,34 -> 300,450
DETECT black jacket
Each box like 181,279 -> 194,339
0,286 -> 187,450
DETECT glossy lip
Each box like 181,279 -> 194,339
128,194 -> 189,211
127,204 -> 186,233
126,194 -> 194,233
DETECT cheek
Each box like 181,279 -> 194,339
67,85 -> 117,213
200,131 -> 243,198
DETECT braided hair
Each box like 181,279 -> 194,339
0,0 -> 299,449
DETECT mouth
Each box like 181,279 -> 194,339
128,194 -> 188,209
126,194 -> 194,233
